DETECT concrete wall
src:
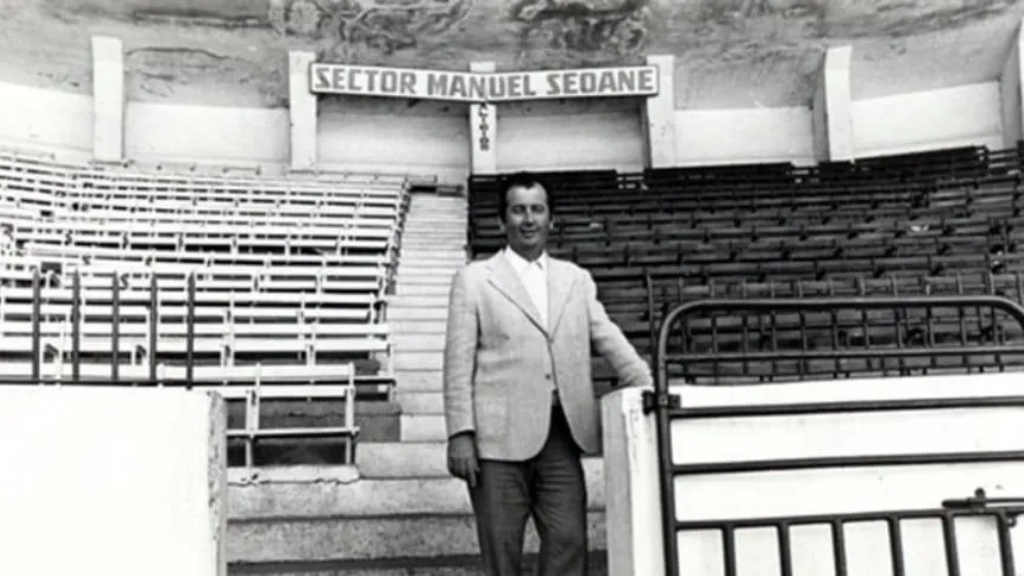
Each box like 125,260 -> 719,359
318,98 -> 469,183
497,99 -> 644,173
0,78 -> 1012,175
126,101 -> 289,166
602,373 -> 1024,576
0,81 -> 93,160
852,81 -> 1004,158
0,385 -> 227,576
674,106 -> 816,166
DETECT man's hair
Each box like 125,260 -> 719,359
497,171 -> 555,221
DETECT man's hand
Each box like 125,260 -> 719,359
447,432 -> 480,487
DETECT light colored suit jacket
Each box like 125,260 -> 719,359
443,251 -> 652,461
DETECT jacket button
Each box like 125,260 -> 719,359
545,374 -> 552,380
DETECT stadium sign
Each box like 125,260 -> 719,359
309,63 -> 659,102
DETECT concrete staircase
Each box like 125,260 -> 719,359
388,192 -> 467,443
227,192 -> 609,574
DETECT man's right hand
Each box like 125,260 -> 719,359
447,432 -> 480,487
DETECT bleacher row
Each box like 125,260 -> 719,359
468,144 -> 1024,384
0,149 -> 411,465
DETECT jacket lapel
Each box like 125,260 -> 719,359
487,253 -> 547,334
546,257 -> 576,337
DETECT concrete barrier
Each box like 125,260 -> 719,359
0,385 -> 227,576
603,373 -> 1024,576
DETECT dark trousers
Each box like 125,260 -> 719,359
468,405 -> 588,576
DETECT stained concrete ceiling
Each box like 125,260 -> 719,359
0,0 -> 1022,109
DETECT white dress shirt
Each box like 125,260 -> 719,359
504,247 -> 548,330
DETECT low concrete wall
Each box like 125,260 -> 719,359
0,385 -> 227,576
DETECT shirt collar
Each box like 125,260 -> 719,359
504,246 -> 547,275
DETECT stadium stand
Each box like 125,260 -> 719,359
468,144 -> 1024,386
0,149 -> 410,466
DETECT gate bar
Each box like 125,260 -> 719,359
654,295 -> 1024,575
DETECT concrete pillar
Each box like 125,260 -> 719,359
812,45 -> 854,162
91,36 -> 124,163
1000,18 -> 1024,148
289,50 -> 318,171
469,61 -> 498,175
642,54 -> 677,169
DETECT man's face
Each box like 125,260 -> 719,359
501,184 -> 552,260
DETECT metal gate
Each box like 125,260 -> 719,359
646,295 -> 1024,576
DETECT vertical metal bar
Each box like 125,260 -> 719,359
769,281 -> 779,380
111,273 -> 119,384
796,282 -> 808,380
985,272 -> 1003,371
892,277 -> 907,376
71,269 -> 80,382
777,522 -> 793,576
829,278 -> 840,377
186,271 -> 195,390
711,313 -> 720,384
858,277 -> 871,373
655,325 -> 680,575
925,282 -> 936,374
888,517 -> 906,576
996,512 -> 1017,576
722,525 -> 737,576
31,267 -> 40,382
646,274 -> 657,360
149,275 -> 158,383
942,514 -> 961,576
832,520 -> 848,576
740,282 -> 750,380
956,274 -> 969,372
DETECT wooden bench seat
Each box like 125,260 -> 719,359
22,243 -> 391,266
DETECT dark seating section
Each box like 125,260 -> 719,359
468,145 -> 1024,384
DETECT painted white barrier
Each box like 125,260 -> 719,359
0,385 -> 227,576
603,373 -> 1024,576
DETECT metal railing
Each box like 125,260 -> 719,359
649,295 -> 1024,575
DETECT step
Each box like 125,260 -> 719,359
394,369 -> 442,392
401,232 -> 466,240
229,511 -> 607,564
396,266 -> 458,277
229,551 -> 608,575
396,283 -> 452,296
386,307 -> 448,321
396,266 -> 460,277
393,333 -> 446,352
401,413 -> 446,441
400,240 -> 466,250
229,461 -> 604,513
399,248 -> 467,258
357,443 -> 605,483
357,441 -> 448,478
405,218 -> 465,225
388,295 -> 450,309
403,222 -> 466,230
394,390 -> 445,415
408,206 -> 466,212
390,320 -> 447,334
397,251 -> 466,262
397,259 -> 464,269
394,275 -> 455,286
410,199 -> 466,204
228,465 -> 606,564
394,352 -> 443,371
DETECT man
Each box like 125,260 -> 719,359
443,171 -> 653,575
